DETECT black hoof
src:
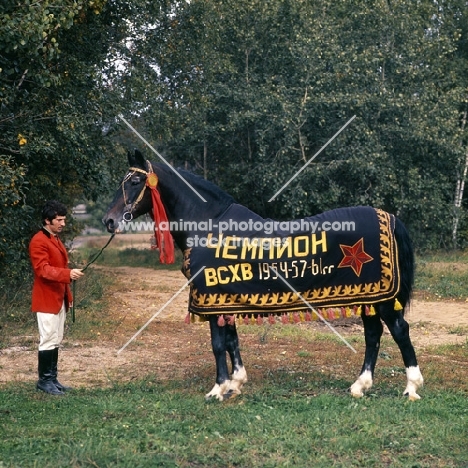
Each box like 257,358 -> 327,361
222,390 -> 237,400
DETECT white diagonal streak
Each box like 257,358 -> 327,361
270,267 -> 357,353
118,114 -> 207,202
268,115 -> 356,202
117,266 -> 205,354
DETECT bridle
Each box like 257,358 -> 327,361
121,160 -> 157,222
119,159 -> 174,264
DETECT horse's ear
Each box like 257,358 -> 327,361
128,149 -> 146,168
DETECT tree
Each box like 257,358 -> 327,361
115,0 -> 468,249
2,0 -> 468,301
447,1 -> 468,247
0,0 -> 131,295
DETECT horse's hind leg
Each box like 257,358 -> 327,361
379,302 -> 423,400
225,321 -> 247,398
350,311 -> 383,397
205,316 -> 231,401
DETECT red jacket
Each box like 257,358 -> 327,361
29,228 -> 73,314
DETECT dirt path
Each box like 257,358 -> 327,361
1,265 -> 467,389
99,266 -> 468,348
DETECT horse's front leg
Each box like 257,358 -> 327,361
225,321 -> 247,398
205,316 -> 231,401
350,311 -> 383,397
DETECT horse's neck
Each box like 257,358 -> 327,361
153,164 -> 234,248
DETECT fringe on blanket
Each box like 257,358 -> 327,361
184,299 -> 403,326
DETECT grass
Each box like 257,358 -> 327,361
2,244 -> 468,466
0,268 -> 114,347
415,253 -> 468,300
238,323 -> 366,349
448,325 -> 468,335
0,379 -> 467,468
72,246 -> 183,271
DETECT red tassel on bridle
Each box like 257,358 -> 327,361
146,172 -> 175,264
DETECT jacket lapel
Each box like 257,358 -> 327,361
41,228 -> 68,265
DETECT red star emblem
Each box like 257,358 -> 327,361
337,238 -> 374,277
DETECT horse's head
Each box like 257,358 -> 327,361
102,149 -> 153,233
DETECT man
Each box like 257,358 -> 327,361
29,200 -> 84,395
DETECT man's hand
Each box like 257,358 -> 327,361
70,269 -> 84,281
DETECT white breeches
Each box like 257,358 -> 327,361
37,302 -> 66,351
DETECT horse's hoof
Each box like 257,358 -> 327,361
404,391 -> 421,401
205,391 -> 224,402
349,383 -> 365,398
205,394 -> 223,402
223,390 -> 238,400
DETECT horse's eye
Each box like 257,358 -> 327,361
131,177 -> 141,185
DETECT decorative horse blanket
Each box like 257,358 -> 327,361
181,205 -> 400,317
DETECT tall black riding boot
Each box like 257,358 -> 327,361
52,347 -> 72,392
37,350 -> 64,395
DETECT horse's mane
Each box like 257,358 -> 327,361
154,162 -> 236,210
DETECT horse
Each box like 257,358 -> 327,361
103,149 -> 423,401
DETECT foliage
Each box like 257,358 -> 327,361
0,155 -> 31,290
115,0 -> 468,250
2,0 -> 468,297
0,0 -> 129,295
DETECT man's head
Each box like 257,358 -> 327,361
41,200 -> 68,235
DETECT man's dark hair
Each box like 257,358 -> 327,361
41,200 -> 68,225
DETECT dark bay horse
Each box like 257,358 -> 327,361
103,149 -> 423,401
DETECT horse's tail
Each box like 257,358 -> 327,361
394,217 -> 415,315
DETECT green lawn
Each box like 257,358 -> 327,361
1,246 -> 468,467
1,378 -> 467,468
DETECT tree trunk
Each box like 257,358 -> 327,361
203,140 -> 208,180
452,111 -> 468,248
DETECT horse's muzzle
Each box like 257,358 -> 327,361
103,217 -> 116,233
